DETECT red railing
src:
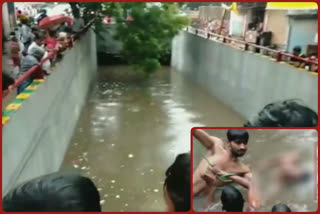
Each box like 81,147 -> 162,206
186,26 -> 318,70
2,19 -> 94,99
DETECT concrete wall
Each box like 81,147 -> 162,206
2,29 -> 97,196
171,31 -> 318,121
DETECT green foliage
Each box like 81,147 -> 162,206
74,2 -> 189,73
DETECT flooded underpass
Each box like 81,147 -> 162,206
193,129 -> 318,212
60,66 -> 243,211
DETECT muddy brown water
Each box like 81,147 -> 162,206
193,129 -> 317,212
60,65 -> 243,211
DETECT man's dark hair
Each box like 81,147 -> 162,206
293,46 -> 302,54
227,129 -> 249,142
221,186 -> 244,212
244,100 -> 318,127
271,204 -> 292,212
164,153 -> 190,212
3,173 -> 101,212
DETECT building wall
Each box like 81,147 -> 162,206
171,31 -> 318,120
287,18 -> 318,54
2,29 -> 97,196
264,10 -> 289,49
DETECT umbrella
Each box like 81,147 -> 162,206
39,15 -> 73,29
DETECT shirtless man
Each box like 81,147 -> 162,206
193,129 -> 253,207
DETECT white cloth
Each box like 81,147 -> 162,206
20,24 -> 32,44
27,42 -> 51,72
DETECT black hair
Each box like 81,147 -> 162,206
221,186 -> 245,212
227,129 -> 249,142
244,100 -> 318,127
164,153 -> 190,212
271,204 -> 292,212
293,46 -> 301,54
48,30 -> 56,37
3,173 -> 101,212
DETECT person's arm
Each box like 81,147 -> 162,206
193,129 -> 219,149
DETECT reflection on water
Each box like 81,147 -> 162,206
193,129 -> 318,212
61,66 -> 243,211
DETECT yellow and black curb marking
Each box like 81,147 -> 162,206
2,79 -> 45,126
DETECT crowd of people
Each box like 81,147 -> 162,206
3,9 -> 85,93
2,153 -> 190,212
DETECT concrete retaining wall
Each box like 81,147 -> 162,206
2,29 -> 97,196
171,31 -> 318,120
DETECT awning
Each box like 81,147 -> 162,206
266,2 -> 318,10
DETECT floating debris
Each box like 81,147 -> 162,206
149,169 -> 154,172
81,166 -> 87,170
73,164 -> 79,169
73,143 -> 78,146
128,154 -> 134,158
97,188 -> 102,191
120,165 -> 125,168
100,200 -> 105,205
104,194 -> 108,198
83,152 -> 88,156
153,189 -> 159,193
125,203 -> 128,207
154,200 -> 158,203
79,158 -> 83,161
108,116 -> 115,121
99,139 -> 105,142
111,144 -> 115,147
120,188 -> 124,192
141,172 -> 145,176
91,176 -> 97,179
115,195 -> 120,199
110,186 -> 114,189
111,180 -> 116,183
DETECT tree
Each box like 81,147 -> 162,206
70,2 -> 189,74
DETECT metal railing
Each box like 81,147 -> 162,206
186,26 -> 318,71
2,20 -> 95,99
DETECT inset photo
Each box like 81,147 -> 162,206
192,128 -> 317,212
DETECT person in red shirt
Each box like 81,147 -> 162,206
45,30 -> 58,51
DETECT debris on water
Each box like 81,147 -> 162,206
73,164 -> 79,168
99,139 -> 105,142
120,188 -> 124,192
120,165 -> 125,168
91,176 -> 97,179
79,128 -> 83,132
110,186 -> 114,189
79,158 -> 83,161
74,143 -> 78,146
153,189 -> 159,193
128,154 -> 134,158
159,181 -> 164,184
115,195 -> 120,199
108,116 -> 115,121
154,200 -> 158,203
149,169 -> 154,172
125,203 -> 128,207
104,194 -> 108,198
83,152 -> 88,156
141,172 -> 145,176
100,200 -> 105,205
97,188 -> 102,191
143,190 -> 146,193
111,144 -> 115,147
111,180 -> 116,183
102,89 -> 112,95
81,166 -> 87,170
